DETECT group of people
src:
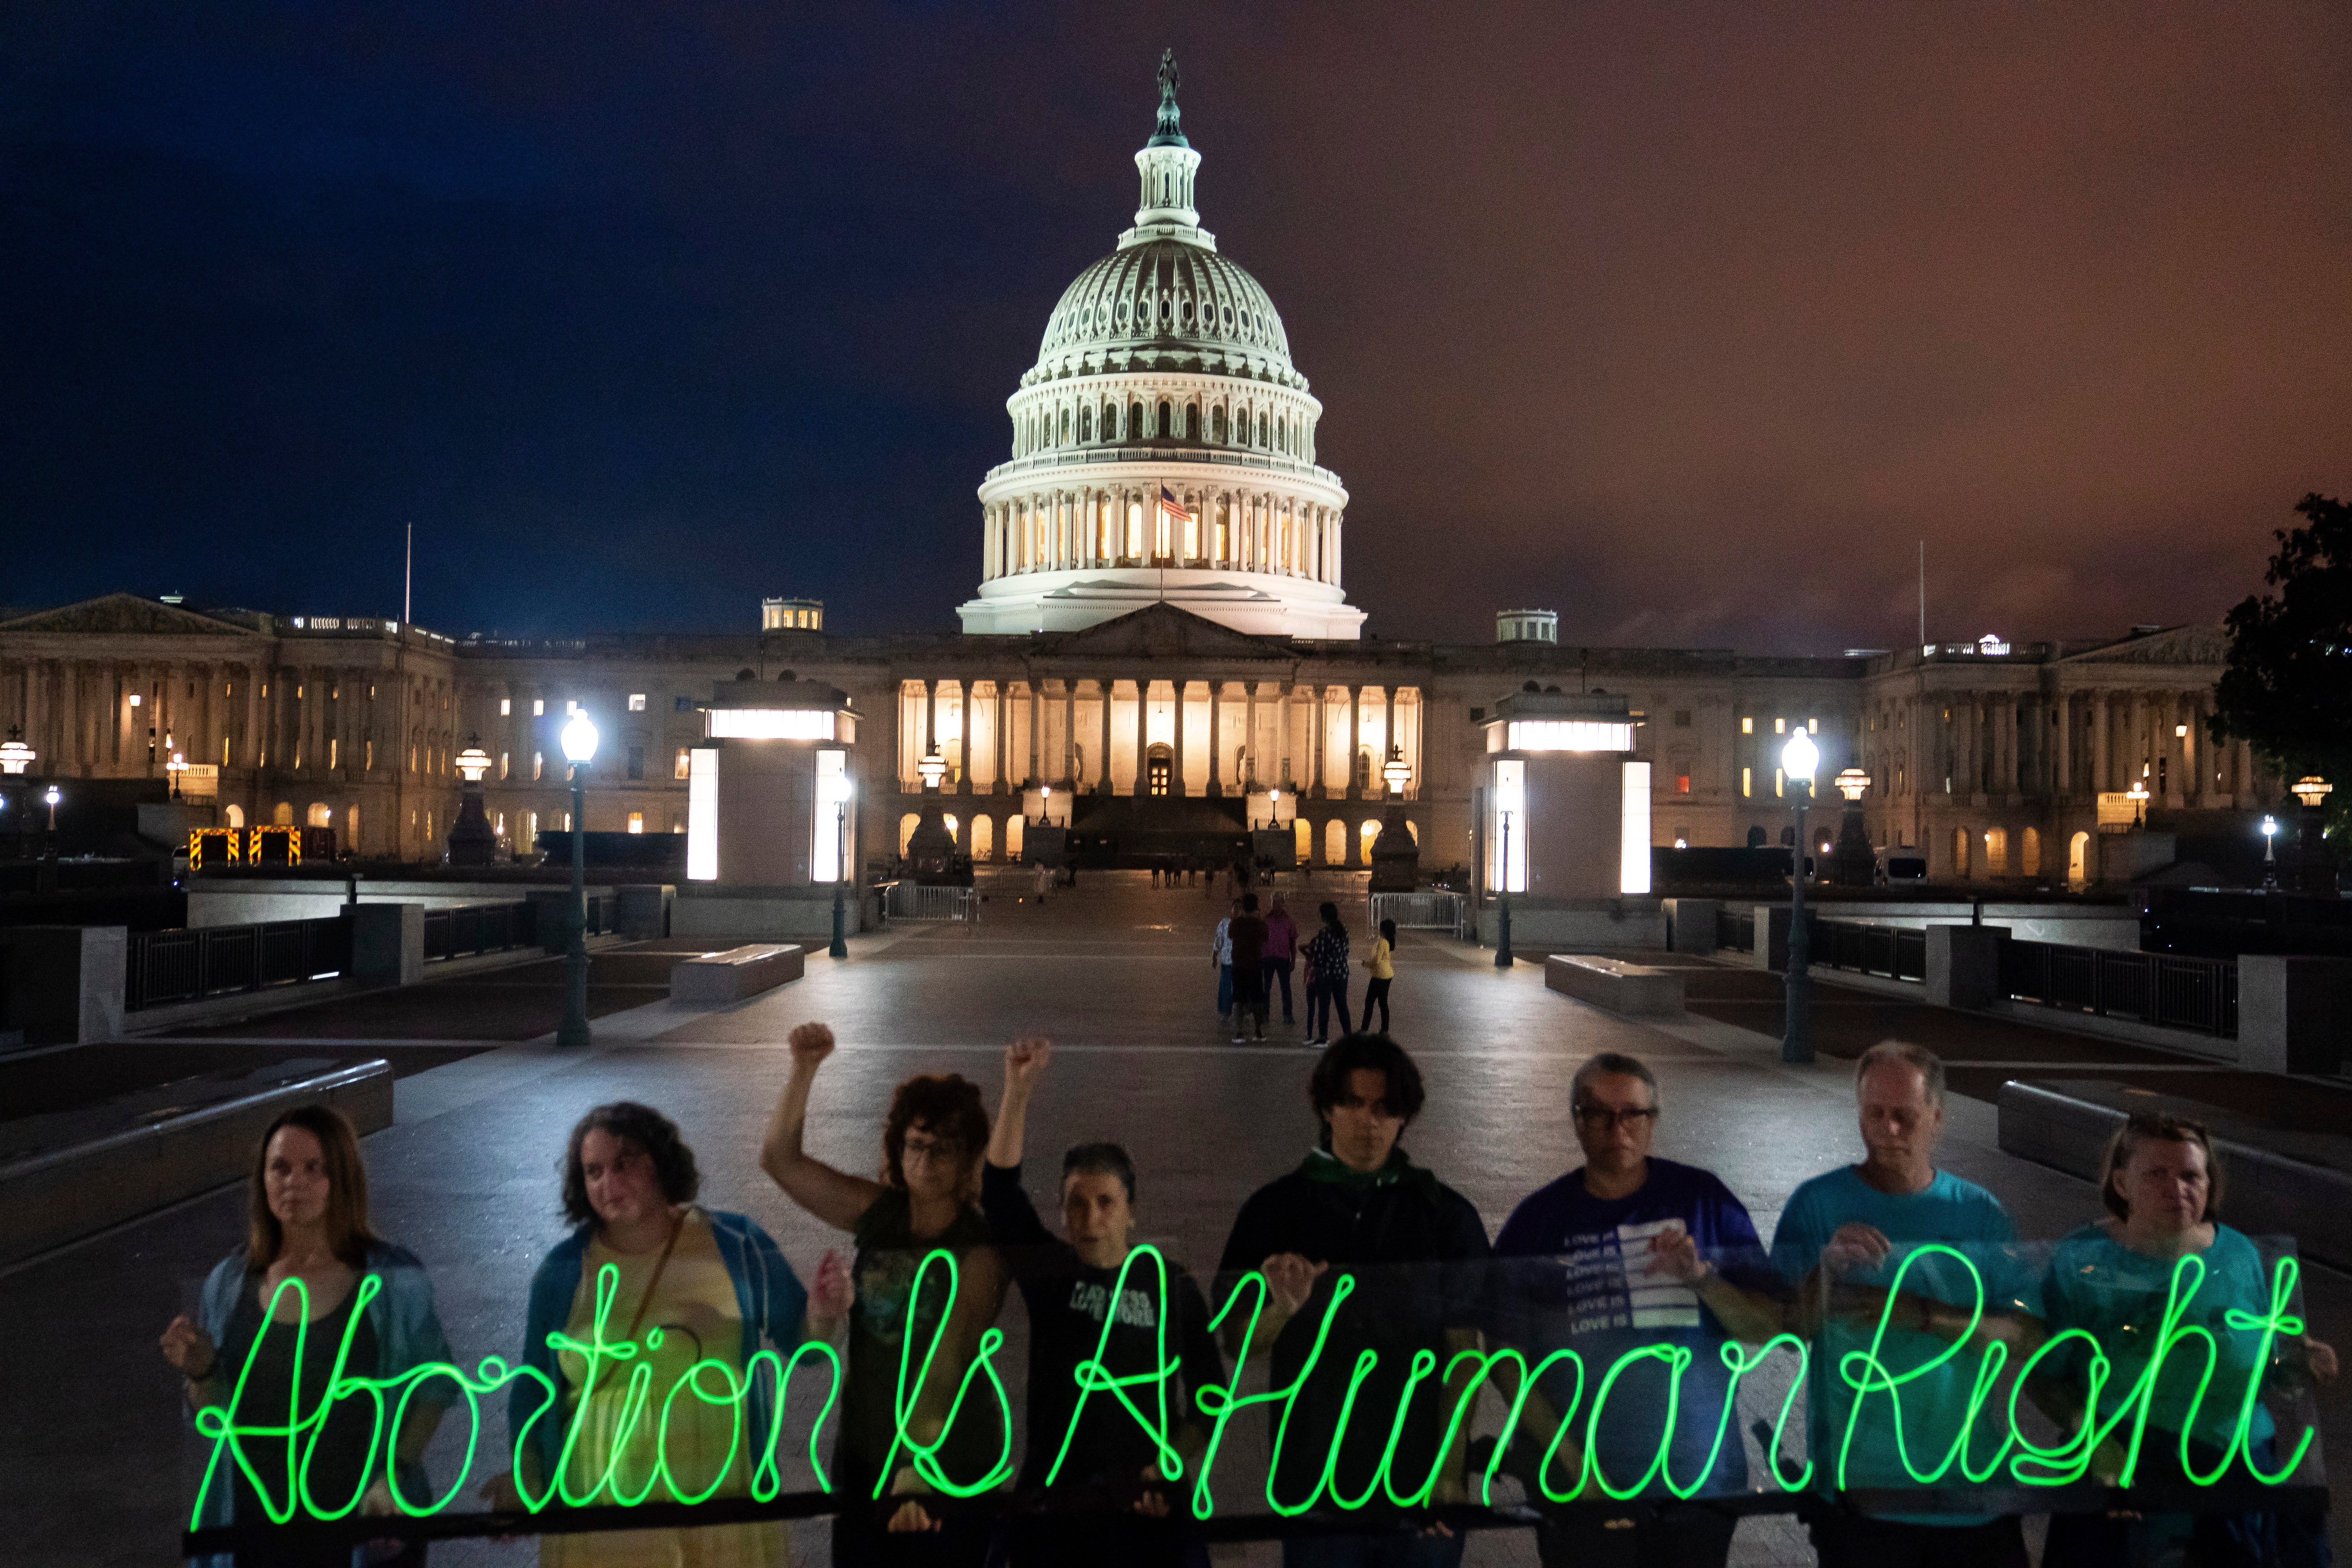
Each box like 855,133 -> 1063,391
1213,895 -> 1394,1045
160,1029 -> 2336,1568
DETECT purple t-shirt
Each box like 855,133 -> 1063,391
1491,1158 -> 1769,1495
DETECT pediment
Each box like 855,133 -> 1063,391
1044,603 -> 1286,661
2062,624 -> 2227,668
0,593 -> 260,638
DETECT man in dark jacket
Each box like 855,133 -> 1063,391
1217,1033 -> 1491,1568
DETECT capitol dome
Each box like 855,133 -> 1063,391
959,55 -> 1363,641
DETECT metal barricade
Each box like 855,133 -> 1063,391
125,913 -> 353,1010
2000,938 -> 2236,1038
884,882 -> 978,921
1369,891 -> 1463,931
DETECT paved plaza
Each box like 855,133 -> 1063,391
4,869 -> 2343,1565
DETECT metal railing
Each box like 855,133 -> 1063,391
1715,907 -> 1756,953
2000,939 -> 2238,1039
1811,918 -> 1927,983
423,901 -> 539,963
1369,890 -> 1464,931
126,915 -> 352,1011
884,882 -> 979,921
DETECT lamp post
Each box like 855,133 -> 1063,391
1,729 -> 32,857
1782,730 -> 1820,1063
829,774 -> 854,960
2290,776 -> 2334,893
557,713 -> 598,1049
44,784 -> 61,833
2127,774 -> 2150,828
2261,815 -> 2279,893
164,733 -> 184,800
1038,784 -> 1051,825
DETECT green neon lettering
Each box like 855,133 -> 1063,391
1041,1243 -> 1188,1489
871,1249 -> 1017,1499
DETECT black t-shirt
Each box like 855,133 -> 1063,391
1228,915 -> 1269,975
1216,1150 -> 1492,1503
222,1279 -> 379,1556
844,1186 -> 997,1483
981,1162 -> 1226,1498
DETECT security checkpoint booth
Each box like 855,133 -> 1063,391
1474,689 -> 1664,950
672,676 -> 870,940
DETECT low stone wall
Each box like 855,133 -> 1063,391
1544,954 -> 1686,1018
670,944 -> 806,1006
0,1058 -> 394,1268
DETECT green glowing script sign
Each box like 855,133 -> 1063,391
188,1245 -> 2312,1527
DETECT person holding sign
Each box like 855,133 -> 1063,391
160,1104 -> 456,1568
761,1023 -> 1008,1565
981,1036 -> 1225,1565
1216,1033 -> 1492,1568
2037,1112 -> 2336,1568
505,1101 -> 837,1568
1487,1051 -> 1782,1568
1768,1040 -> 2030,1568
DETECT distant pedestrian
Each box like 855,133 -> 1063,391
1033,858 -> 1053,904
1229,893 -> 1269,1044
1262,894 -> 1300,1028
1301,902 -> 1352,1047
1359,917 -> 1396,1033
1212,899 -> 1238,1027
162,1105 -> 457,1568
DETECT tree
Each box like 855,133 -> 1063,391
2212,493 -> 2352,836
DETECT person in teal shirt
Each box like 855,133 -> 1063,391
1768,1040 -> 2032,1568
2039,1112 -> 2337,1568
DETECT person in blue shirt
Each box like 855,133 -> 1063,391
1490,1051 -> 1782,1568
2038,1112 -> 2337,1568
1768,1040 -> 2029,1568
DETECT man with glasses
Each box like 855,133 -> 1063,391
1489,1051 -> 1778,1568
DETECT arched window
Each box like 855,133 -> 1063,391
1323,819 -> 1345,867
1060,407 -> 1071,444
1129,401 -> 1143,439
1258,411 -> 1269,446
1157,399 -> 1171,436
224,803 -> 246,829
1185,404 -> 1200,440
1080,406 -> 1093,442
1212,406 -> 1227,444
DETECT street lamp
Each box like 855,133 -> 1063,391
1038,784 -> 1051,825
0,729 -> 32,857
2292,776 -> 2335,812
2261,814 -> 2279,892
557,712 -> 598,1049
1781,729 -> 1820,1063
167,748 -> 189,801
1493,768 -> 1522,968
2127,774 -> 2150,828
917,750 -> 947,792
1383,748 -> 1411,797
829,772 -> 855,959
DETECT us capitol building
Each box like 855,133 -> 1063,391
0,61 -> 2277,889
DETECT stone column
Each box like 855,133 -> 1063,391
1347,685 -> 1363,799
1028,682 -> 1042,786
1996,693 -> 2014,799
991,682 -> 1007,794
1379,685 -> 1397,797
1097,679 -> 1112,793
924,679 -> 938,761
1172,679 -> 1189,796
1245,682 -> 1261,789
1133,678 -> 1149,795
1060,682 -> 1075,786
1307,685 -> 1324,798
1207,680 -> 1223,797
2055,693 -> 2073,798
2091,692 -> 2110,794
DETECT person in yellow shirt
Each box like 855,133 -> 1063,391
1359,917 -> 1396,1033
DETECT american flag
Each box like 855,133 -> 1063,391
1157,485 -> 1193,527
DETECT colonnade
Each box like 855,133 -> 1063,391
981,485 -> 1341,585
895,677 -> 1419,802
1864,686 -> 2267,807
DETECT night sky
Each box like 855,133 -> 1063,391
5,4 -> 2348,653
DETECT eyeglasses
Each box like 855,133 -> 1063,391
1573,1105 -> 1659,1132
902,1134 -> 962,1162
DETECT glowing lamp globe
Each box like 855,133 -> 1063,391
560,713 -> 599,765
2262,816 -> 2278,840
1832,767 -> 1870,802
916,750 -> 947,790
454,741 -> 493,782
1,737 -> 36,776
44,786 -> 61,807
2292,776 -> 2334,810
1382,751 -> 1411,792
1781,730 -> 1819,788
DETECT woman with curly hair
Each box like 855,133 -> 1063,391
506,1102 -> 843,1568
762,1022 -> 1006,1565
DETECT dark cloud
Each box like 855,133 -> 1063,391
3,2 -> 2346,651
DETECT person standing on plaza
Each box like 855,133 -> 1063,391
1301,902 -> 1352,1046
2036,1113 -> 2336,1568
1488,1053 -> 1782,1568
1359,918 -> 1397,1034
162,1105 -> 456,1568
1262,893 -> 1300,1029
761,1024 -> 1008,1564
1212,898 -> 1237,1029
1218,1034 -> 1491,1568
504,1101 -> 839,1568
1769,1040 -> 2029,1568
1033,857 -> 1053,905
982,1036 -> 1226,1566
1228,892 -> 1269,1044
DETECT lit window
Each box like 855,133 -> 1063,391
566,700 -> 579,715
629,693 -> 647,711
129,693 -> 142,708
1740,717 -> 1753,735
1676,774 -> 1691,795
1807,717 -> 1818,734
500,698 -> 512,716
1741,767 -> 1752,797
674,748 -> 691,780
533,699 -> 545,717
1774,718 -> 1786,734
1775,768 -> 1786,796
499,751 -> 510,780
534,750 -> 544,780
627,812 -> 644,834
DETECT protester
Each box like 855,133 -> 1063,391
1218,1034 -> 1491,1568
504,1102 -> 838,1567
1768,1040 -> 2028,1568
982,1037 -> 1225,1566
1212,899 -> 1237,1029
2037,1113 -> 2337,1568
1262,893 -> 1300,1030
761,1023 -> 1007,1564
161,1105 -> 455,1568
1359,917 -> 1397,1033
1489,1053 -> 1780,1568
1301,902 -> 1352,1046
1229,892 -> 1269,1044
